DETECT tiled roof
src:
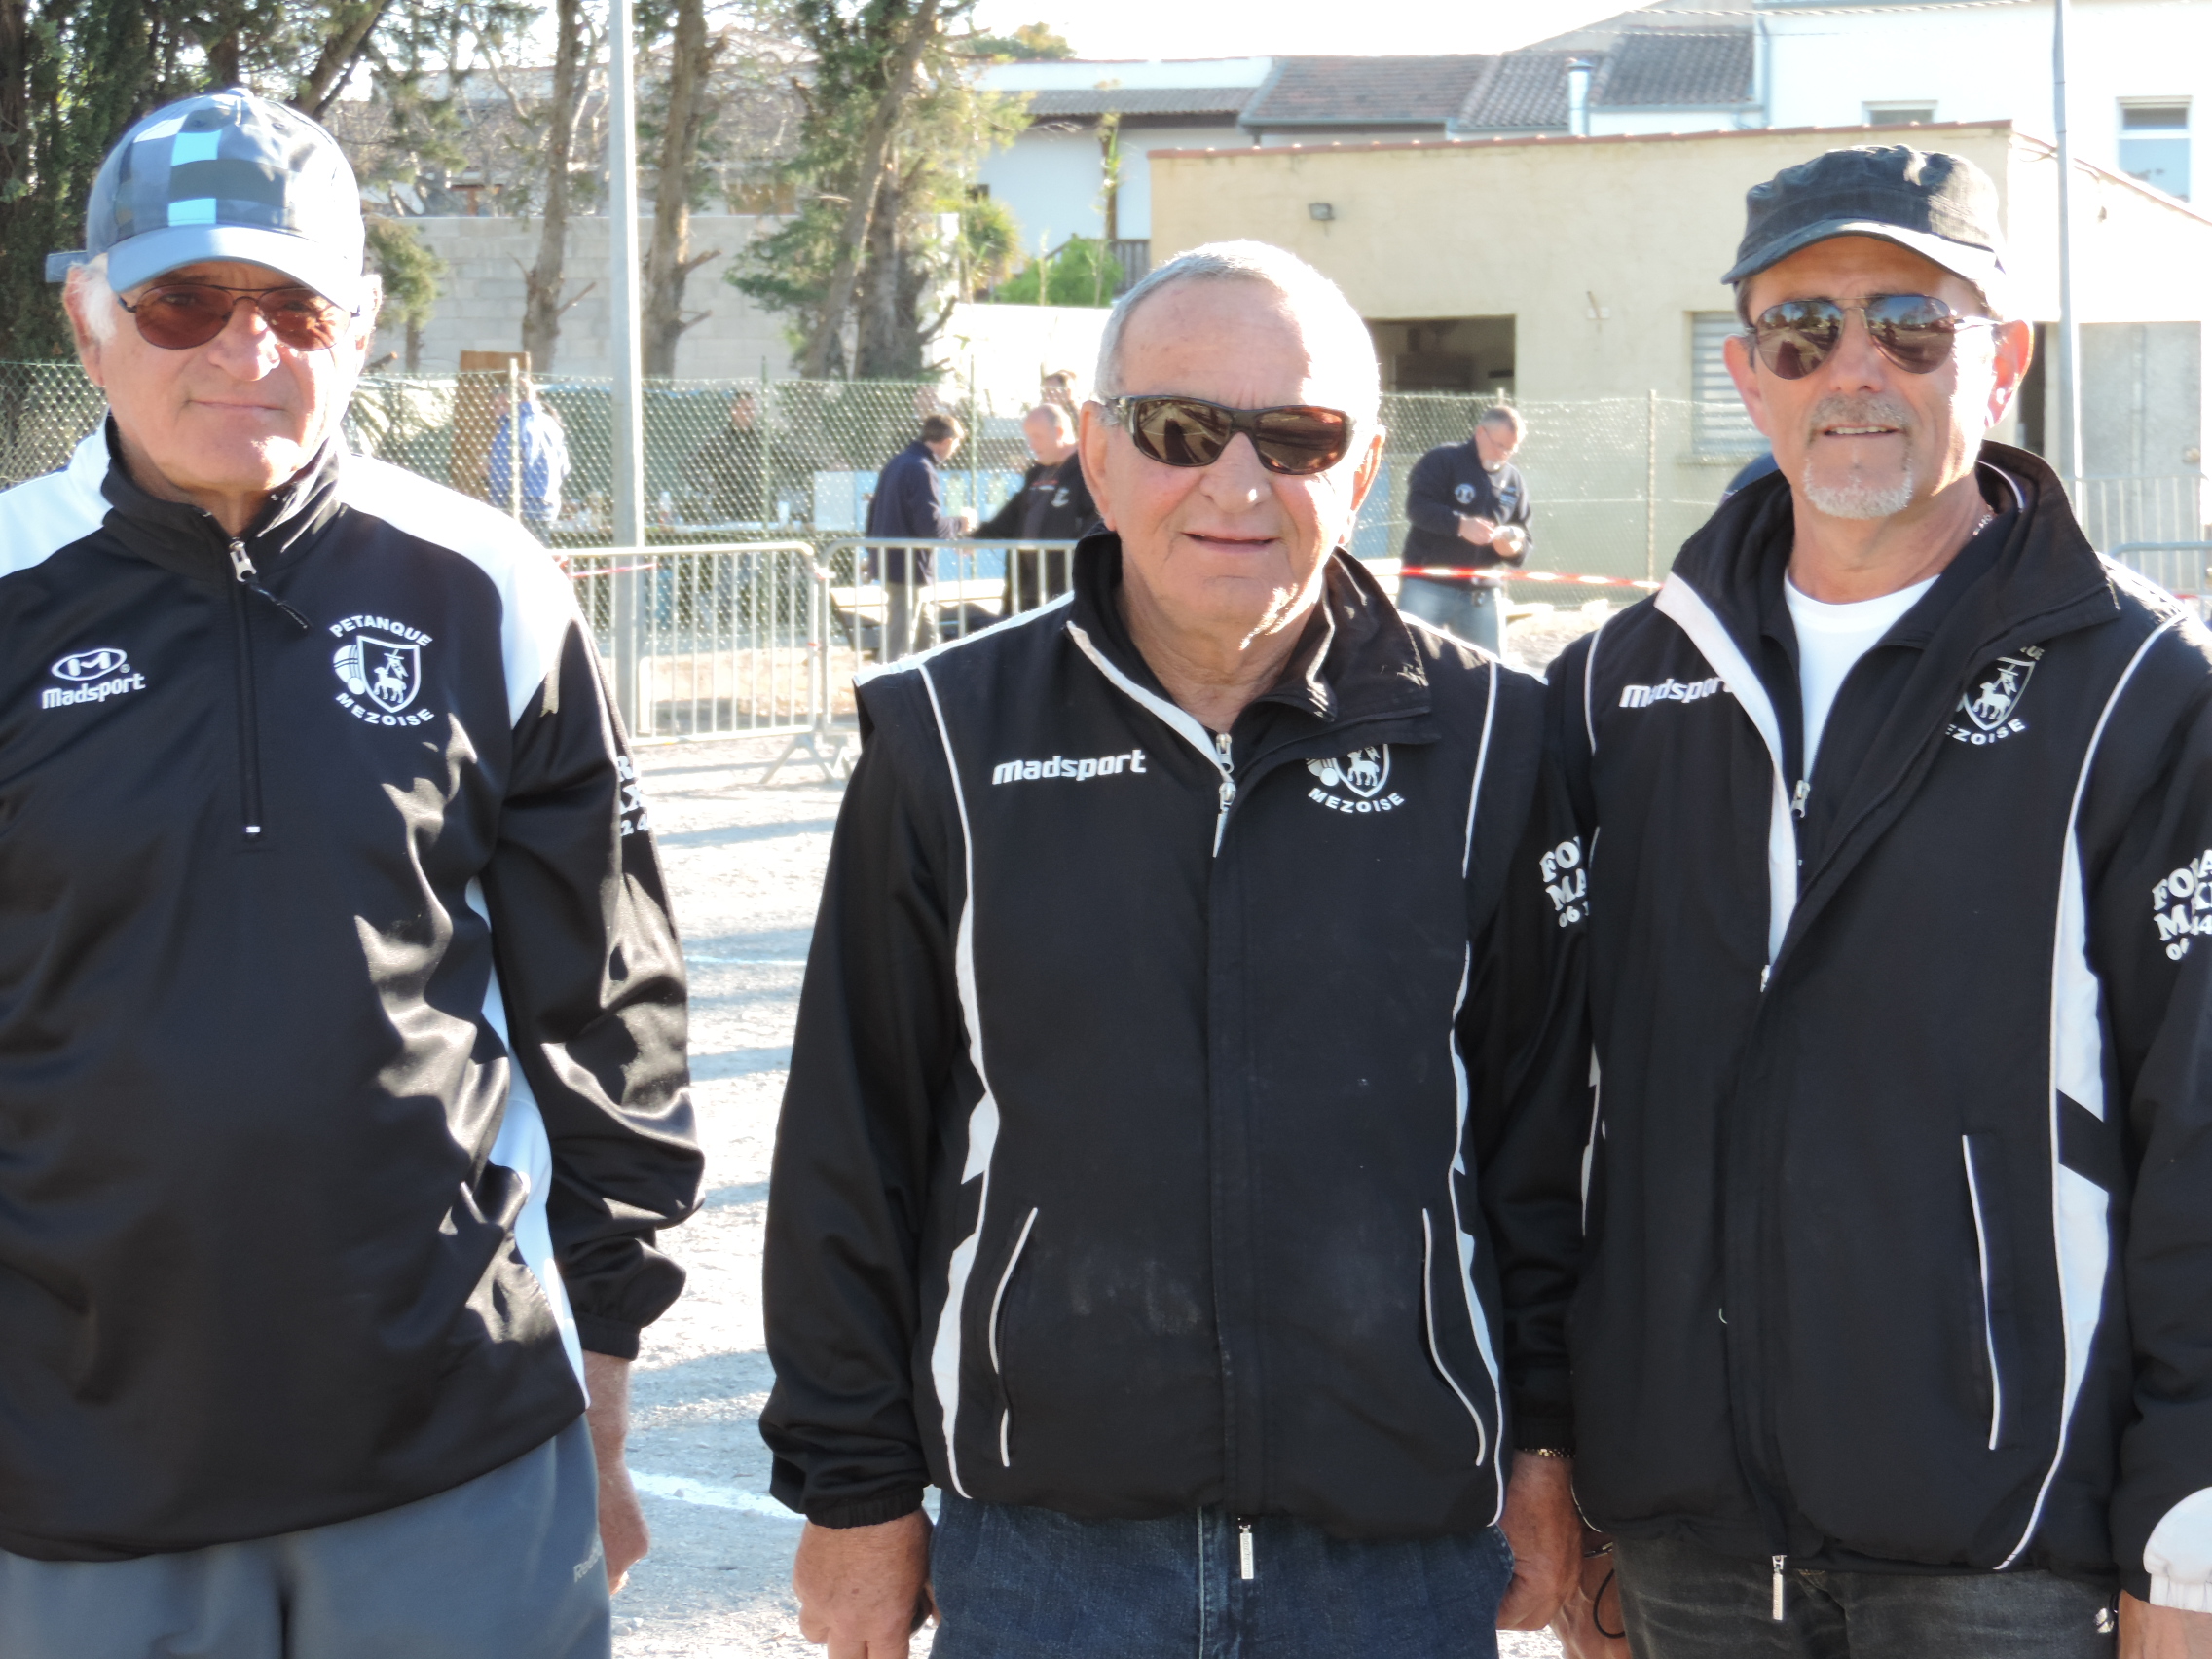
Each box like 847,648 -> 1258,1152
1022,86 -> 1253,120
1455,27 -> 1754,130
1456,51 -> 1578,130
1242,55 -> 1493,128
1600,31 -> 1754,107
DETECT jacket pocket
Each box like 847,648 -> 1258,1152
1961,1135 -> 2014,1452
986,1207 -> 1039,1469
1420,1208 -> 1493,1467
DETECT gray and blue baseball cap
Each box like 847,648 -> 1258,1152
1722,144 -> 2007,294
46,88 -> 365,306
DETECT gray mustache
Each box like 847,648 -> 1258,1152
1808,395 -> 1914,438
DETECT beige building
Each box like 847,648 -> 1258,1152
1151,120 -> 2212,570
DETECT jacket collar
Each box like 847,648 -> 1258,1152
92,417 -> 347,581
1065,530 -> 1432,733
1670,439 -> 2120,674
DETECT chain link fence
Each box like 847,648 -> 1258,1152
5,361 -> 2202,581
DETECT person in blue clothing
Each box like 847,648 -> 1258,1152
487,376 -> 571,535
865,411 -> 975,659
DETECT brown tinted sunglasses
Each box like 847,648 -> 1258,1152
1106,395 -> 1357,477
118,282 -> 357,351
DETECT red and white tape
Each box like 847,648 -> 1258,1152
1401,568 -> 1660,591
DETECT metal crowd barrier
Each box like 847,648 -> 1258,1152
558,536 -> 1080,782
811,537 -> 1082,663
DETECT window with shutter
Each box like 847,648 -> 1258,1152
1692,313 -> 1765,457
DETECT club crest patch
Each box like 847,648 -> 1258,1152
1947,646 -> 2043,746
1307,745 -> 1405,814
329,614 -> 437,728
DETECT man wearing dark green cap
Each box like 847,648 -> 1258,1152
1544,145 -> 2212,1656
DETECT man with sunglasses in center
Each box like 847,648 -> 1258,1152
1545,144 -> 2212,1656
764,240 -> 1592,1657
0,91 -> 701,1657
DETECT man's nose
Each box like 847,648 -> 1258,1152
203,295 -> 282,373
1819,309 -> 1893,390
1198,430 -> 1272,501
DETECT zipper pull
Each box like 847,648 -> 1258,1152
1238,1519 -> 1254,1581
1791,778 -> 1810,818
227,538 -> 257,583
1771,1554 -> 1787,1621
228,536 -> 313,632
1759,964 -> 1771,992
1211,731 -> 1236,857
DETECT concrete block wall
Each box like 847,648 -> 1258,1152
375,213 -> 798,381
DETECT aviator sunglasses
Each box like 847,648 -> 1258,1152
1748,294 -> 2001,381
117,282 -> 357,351
1106,395 -> 1356,477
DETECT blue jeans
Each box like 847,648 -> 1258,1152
1396,577 -> 1502,657
930,1492 -> 1513,1659
1611,1535 -> 2116,1658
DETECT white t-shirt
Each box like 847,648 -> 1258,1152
1784,573 -> 1938,770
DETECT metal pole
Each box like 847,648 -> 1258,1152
506,358 -> 523,523
1645,388 -> 1660,583
608,0 -> 646,733
2053,0 -> 2084,501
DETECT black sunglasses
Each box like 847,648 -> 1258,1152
117,282 -> 356,351
1748,294 -> 2001,381
1106,395 -> 1356,477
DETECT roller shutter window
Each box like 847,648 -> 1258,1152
1692,313 -> 1765,458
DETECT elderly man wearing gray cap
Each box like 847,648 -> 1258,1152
1545,145 -> 2212,1657
0,89 -> 701,1658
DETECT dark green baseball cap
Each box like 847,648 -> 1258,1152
1722,144 -> 2006,293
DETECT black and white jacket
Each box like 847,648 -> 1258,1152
0,427 -> 701,1561
761,536 -> 1589,1536
1547,444 -> 2212,1610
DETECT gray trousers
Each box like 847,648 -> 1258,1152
1395,575 -> 1503,657
0,1419 -> 608,1659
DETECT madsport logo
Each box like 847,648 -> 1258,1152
42,647 -> 147,711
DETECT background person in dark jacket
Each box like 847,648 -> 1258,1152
1546,144 -> 2212,1657
1,89 -> 700,1659
974,402 -> 1095,612
680,389 -> 775,523
1398,405 -> 1532,656
865,411 -> 973,658
764,240 -> 1590,1658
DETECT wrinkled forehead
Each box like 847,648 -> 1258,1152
1743,235 -> 1983,315
126,258 -> 309,295
1119,276 -> 1371,407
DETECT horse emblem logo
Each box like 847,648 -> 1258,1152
333,635 -> 423,715
1954,646 -> 2043,738
1309,745 -> 1390,799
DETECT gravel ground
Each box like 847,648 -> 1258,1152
609,605 -> 1608,1658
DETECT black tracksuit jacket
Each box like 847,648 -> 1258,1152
1401,443 -> 1533,578
1547,444 -> 2212,1607
761,537 -> 1591,1535
0,427 -> 702,1561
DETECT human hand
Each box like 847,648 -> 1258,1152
793,1509 -> 935,1659
583,1352 -> 649,1593
954,510 -> 977,535
2121,1594 -> 2212,1657
1550,1530 -> 1634,1658
1491,524 -> 1529,561
1457,515 -> 1498,545
1497,1452 -> 1582,1631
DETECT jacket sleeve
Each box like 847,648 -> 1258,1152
760,691 -> 956,1527
1503,465 -> 1535,561
1467,694 -> 1593,1455
976,468 -> 1030,540
478,571 -> 703,1360
2084,643 -> 2212,1609
1404,447 -> 1464,538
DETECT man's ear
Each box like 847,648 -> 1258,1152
61,272 -> 107,389
1077,401 -> 1116,532
1981,318 -> 2034,431
1722,332 -> 1775,443
1345,427 -> 1385,515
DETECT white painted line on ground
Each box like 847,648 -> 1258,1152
686,956 -> 811,967
631,1471 -> 803,1521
